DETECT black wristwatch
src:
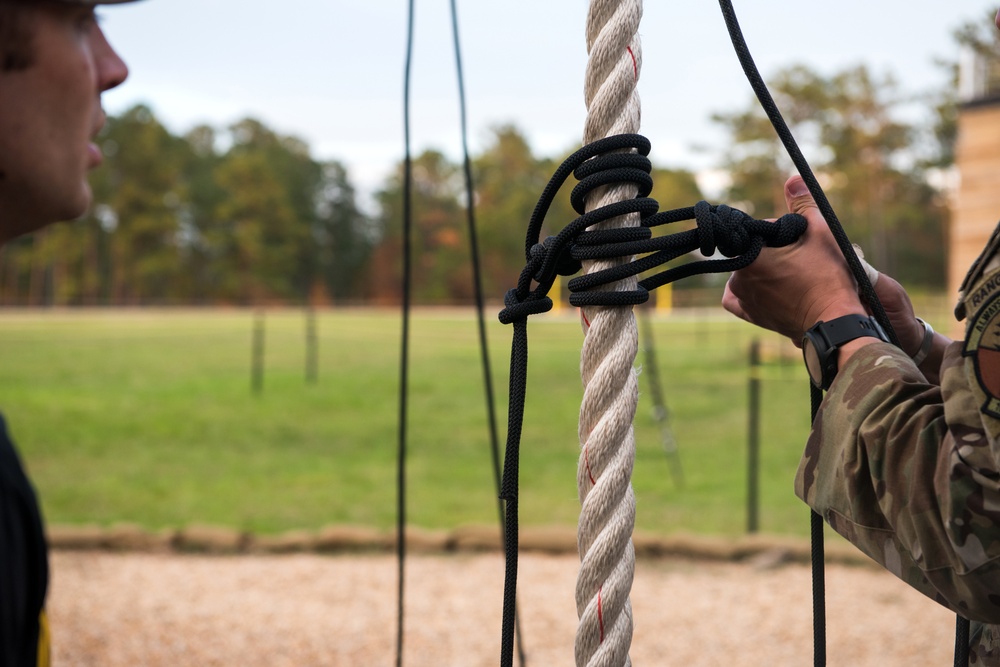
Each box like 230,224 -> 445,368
802,314 -> 889,390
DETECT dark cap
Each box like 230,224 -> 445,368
0,0 -> 142,3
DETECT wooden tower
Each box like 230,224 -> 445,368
952,48 -> 1000,310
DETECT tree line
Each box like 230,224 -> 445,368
0,48 -> 983,306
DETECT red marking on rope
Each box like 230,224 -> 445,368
584,445 -> 596,486
626,46 -> 637,82
598,586 -> 606,643
582,311 -> 591,328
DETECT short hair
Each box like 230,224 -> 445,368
0,3 -> 36,72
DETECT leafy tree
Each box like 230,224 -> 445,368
953,8 -> 1000,95
87,104 -> 190,304
370,150 -> 465,304
473,125 -> 552,299
713,63 -> 949,287
1,108 -> 375,306
208,148 -> 303,303
922,9 -> 1000,171
314,161 -> 373,303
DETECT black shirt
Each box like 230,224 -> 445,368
0,414 -> 48,667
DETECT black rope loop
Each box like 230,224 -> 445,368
498,287 -> 553,325
563,203 -> 806,304
570,160 -> 653,214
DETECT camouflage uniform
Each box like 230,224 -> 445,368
795,223 -> 1000,664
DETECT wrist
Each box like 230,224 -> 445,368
835,336 -> 880,372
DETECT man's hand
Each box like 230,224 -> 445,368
864,261 -> 952,384
722,176 -> 865,344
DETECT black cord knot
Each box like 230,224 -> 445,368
497,288 -> 552,325
695,201 -> 753,258
531,236 -> 581,282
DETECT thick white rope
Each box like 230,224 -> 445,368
576,2 -> 642,666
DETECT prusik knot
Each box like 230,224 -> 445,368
497,133 -> 808,323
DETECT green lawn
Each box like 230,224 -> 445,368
0,307 -> 846,538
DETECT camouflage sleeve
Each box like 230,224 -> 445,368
795,340 -> 1000,623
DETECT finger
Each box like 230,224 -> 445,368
851,244 -> 880,288
784,175 -> 822,223
784,175 -> 845,262
872,272 -> 913,315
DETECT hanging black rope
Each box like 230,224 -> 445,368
448,0 -> 528,663
716,1 -> 969,664
496,132 -> 807,666
395,1 -> 415,665
399,2 -> 528,666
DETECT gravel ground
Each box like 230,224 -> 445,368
49,550 -> 957,666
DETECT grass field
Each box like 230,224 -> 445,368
0,305 -> 946,539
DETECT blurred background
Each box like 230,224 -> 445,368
2,1 -> 1000,540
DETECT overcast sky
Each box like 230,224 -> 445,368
98,1 -> 996,202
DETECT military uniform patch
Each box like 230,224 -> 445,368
957,221 -> 1000,321
964,289 -> 1000,420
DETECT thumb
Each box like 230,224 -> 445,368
784,175 -> 821,222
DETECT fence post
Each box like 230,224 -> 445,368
252,310 -> 265,395
747,337 -> 761,533
305,307 -> 318,385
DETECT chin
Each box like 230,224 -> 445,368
63,183 -> 94,221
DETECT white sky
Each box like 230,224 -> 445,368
99,1 -> 997,203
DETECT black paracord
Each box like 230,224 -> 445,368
448,0 -> 528,663
497,132 -> 807,667
716,2 -> 970,665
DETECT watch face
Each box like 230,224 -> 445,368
803,336 -> 824,387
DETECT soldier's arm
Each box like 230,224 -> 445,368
796,341 -> 1000,623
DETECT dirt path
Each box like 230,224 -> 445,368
49,550 -> 956,666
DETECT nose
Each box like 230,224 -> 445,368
92,26 -> 129,93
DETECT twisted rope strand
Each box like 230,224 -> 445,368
577,2 -> 642,665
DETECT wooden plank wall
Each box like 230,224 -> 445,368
952,100 -> 1000,327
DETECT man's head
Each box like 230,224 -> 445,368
0,0 -> 136,245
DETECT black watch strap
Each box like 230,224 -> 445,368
812,314 -> 887,347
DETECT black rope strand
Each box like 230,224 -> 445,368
955,614 -> 971,667
448,1 -> 527,663
810,384 -> 827,667
717,2 -> 971,663
395,0 -> 415,665
497,133 -> 807,666
499,315 -> 530,667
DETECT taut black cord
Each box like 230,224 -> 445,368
955,614 -> 971,667
448,1 -> 527,664
399,3 -> 528,666
395,0 -> 415,665
497,132 -> 807,666
717,1 -> 969,664
716,0 -> 897,347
